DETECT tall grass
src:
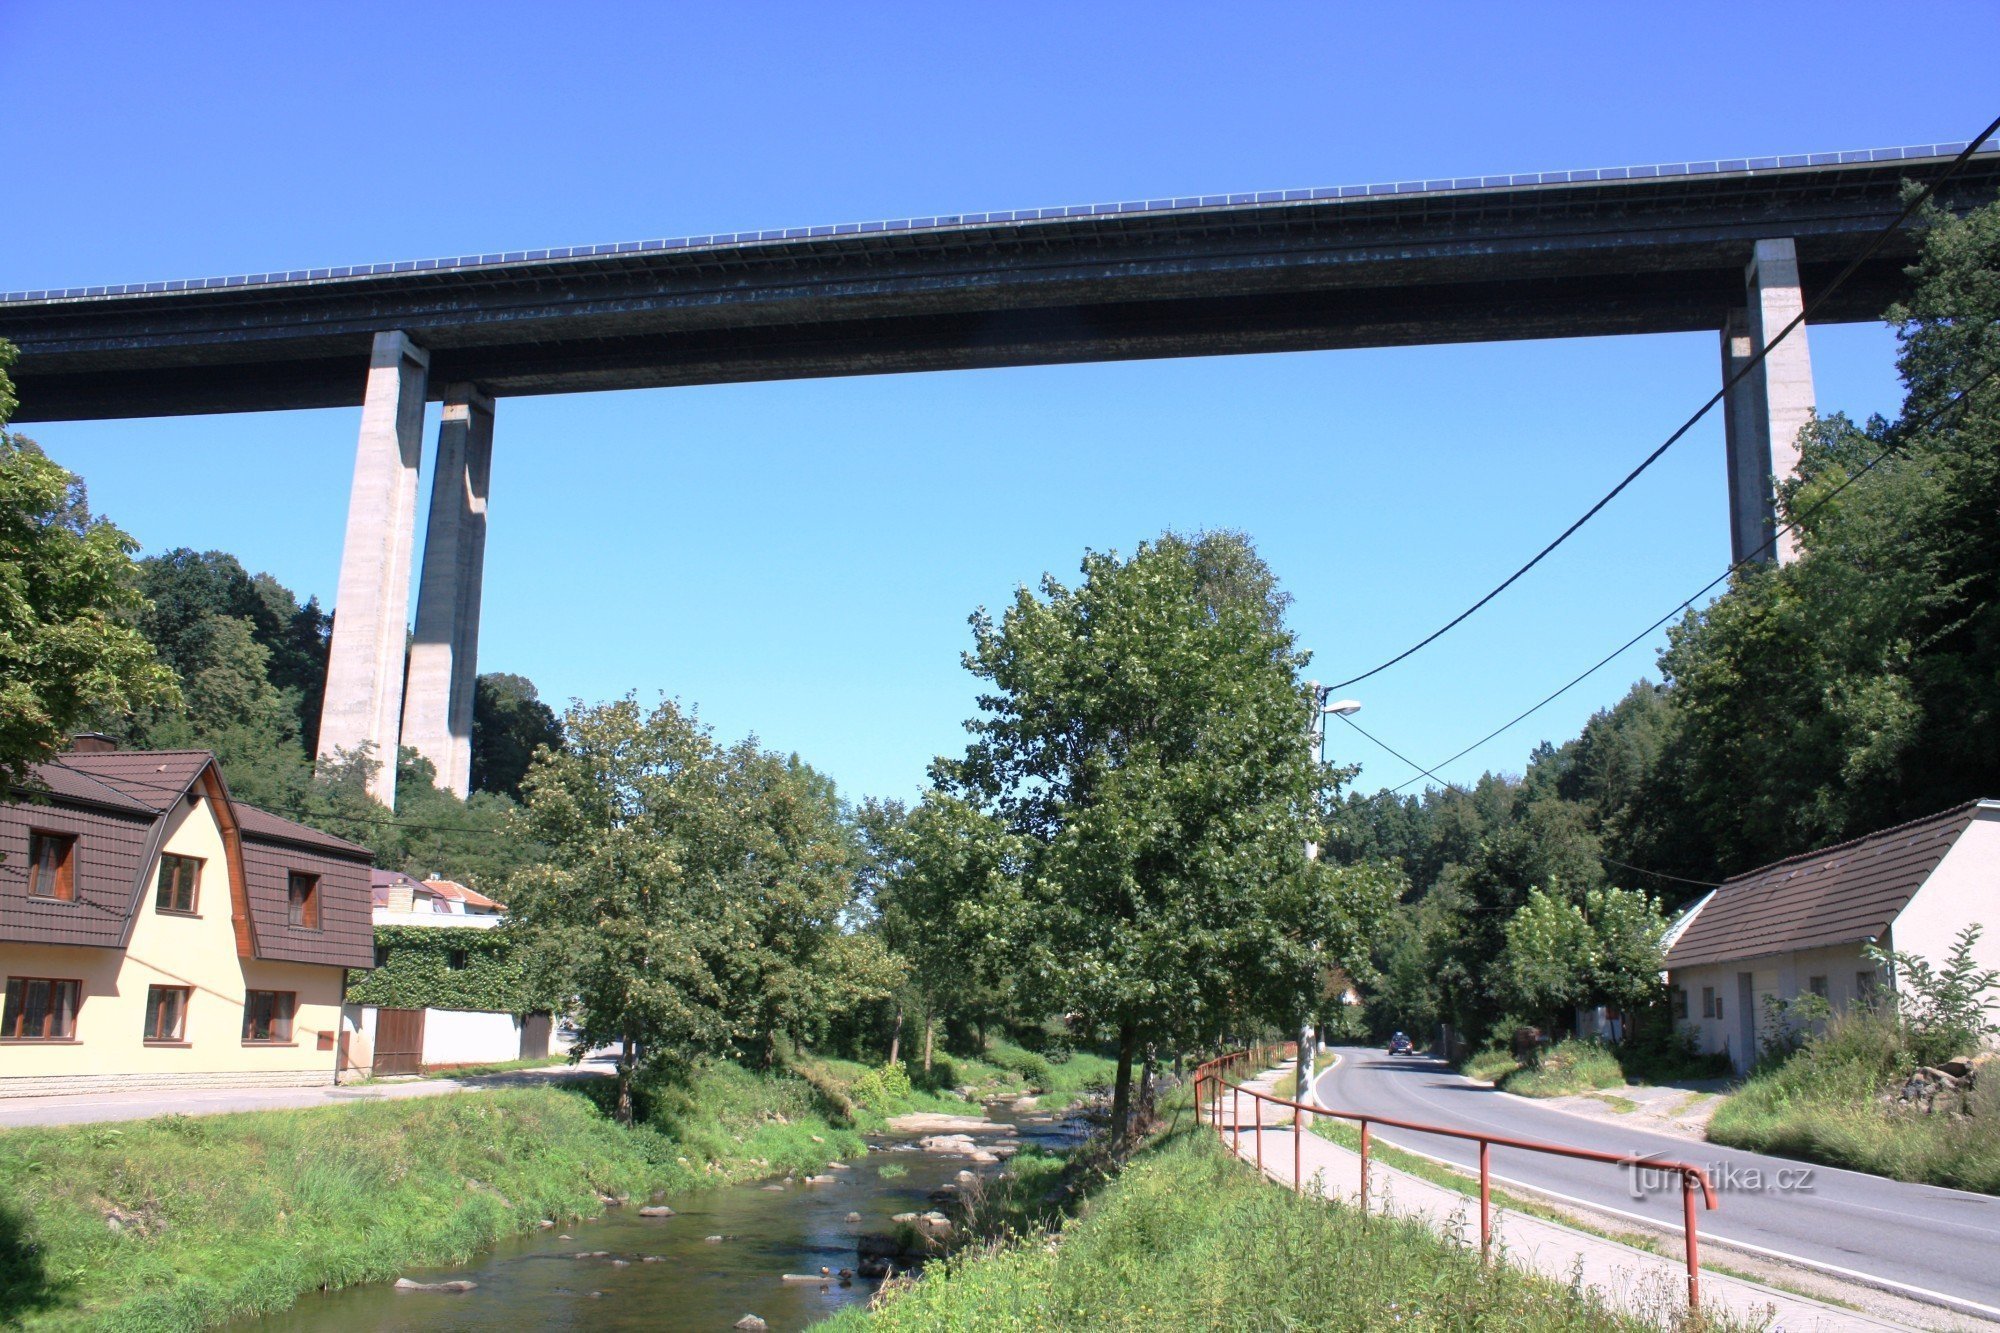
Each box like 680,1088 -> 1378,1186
827,1131 -> 1666,1331
802,1041 -> 1115,1131
1461,1035 -> 1724,1098
0,1088 -> 673,1330
1708,1009 -> 2000,1194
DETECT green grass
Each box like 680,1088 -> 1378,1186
1308,1117 -> 1657,1252
827,1130 -> 1673,1332
802,1042 -> 1114,1133
1462,1048 -> 1522,1084
1706,1011 -> 2000,1194
1461,1039 -> 1626,1098
1502,1039 -> 1626,1098
1463,1033 -> 1731,1094
0,1058 -> 873,1330
0,1087 -> 672,1331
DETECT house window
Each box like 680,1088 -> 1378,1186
143,985 -> 190,1042
155,854 -> 202,914
242,990 -> 295,1043
2,977 -> 80,1040
1807,975 -> 1828,999
1672,987 -> 1689,1020
1701,986 -> 1716,1019
287,872 -> 320,929
447,949 -> 469,971
1856,970 -> 1879,1003
27,832 -> 77,902
374,944 -> 391,969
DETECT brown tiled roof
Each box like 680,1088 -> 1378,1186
2,748 -> 375,969
235,802 -> 374,859
58,750 -> 216,810
1664,801 -> 1990,970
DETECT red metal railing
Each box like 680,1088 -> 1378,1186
1191,1048 -> 1719,1309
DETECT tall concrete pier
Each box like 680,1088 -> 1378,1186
401,386 -> 495,800
1722,239 -> 1817,564
317,332 -> 429,807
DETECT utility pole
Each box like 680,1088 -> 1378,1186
1297,683 -> 1360,1109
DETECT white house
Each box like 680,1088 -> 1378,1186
341,870 -> 552,1076
1664,799 -> 2000,1073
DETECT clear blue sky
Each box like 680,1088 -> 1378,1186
6,3 -> 1994,806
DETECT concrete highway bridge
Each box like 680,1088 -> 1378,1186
6,139 -> 1997,806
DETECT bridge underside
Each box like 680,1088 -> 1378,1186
5,145 -> 1993,807
8,259 -> 1909,420
9,148 -> 1994,422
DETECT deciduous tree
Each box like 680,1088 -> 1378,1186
0,342 -> 176,786
940,531 -> 1350,1140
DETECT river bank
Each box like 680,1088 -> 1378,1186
0,1046 -> 1114,1330
829,1129 -> 1670,1332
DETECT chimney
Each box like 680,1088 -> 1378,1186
69,733 -> 119,755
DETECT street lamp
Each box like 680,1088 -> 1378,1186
1305,681 -> 1360,769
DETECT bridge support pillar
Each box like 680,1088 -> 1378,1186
317,331 -> 430,808
401,385 -> 494,799
1722,238 -> 1815,565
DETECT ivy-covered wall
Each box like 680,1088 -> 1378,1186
346,925 -> 546,1014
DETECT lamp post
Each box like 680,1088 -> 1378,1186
1296,685 -> 1360,1108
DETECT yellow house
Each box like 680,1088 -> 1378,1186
0,740 -> 375,1097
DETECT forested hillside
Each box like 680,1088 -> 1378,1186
1334,196 -> 2000,1049
97,545 -> 564,882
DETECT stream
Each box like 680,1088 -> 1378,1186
244,1099 -> 1093,1333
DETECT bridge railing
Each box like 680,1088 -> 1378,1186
1191,1048 -> 1719,1310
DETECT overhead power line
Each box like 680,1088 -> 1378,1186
1377,357 -> 2000,797
1327,114 -> 2000,693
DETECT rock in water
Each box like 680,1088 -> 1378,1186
393,1278 -> 477,1293
638,1205 -> 675,1217
735,1318 -> 769,1332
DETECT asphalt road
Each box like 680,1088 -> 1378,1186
0,1056 -> 615,1130
1316,1047 -> 2000,1317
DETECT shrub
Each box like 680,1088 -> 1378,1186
1461,1049 -> 1520,1084
1866,924 -> 2000,1067
828,1132 -> 1661,1331
1709,1007 -> 2000,1194
910,1055 -> 958,1094
986,1043 -> 1054,1088
849,1060 -> 915,1111
1501,1038 -> 1624,1098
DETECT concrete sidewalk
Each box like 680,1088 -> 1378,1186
1217,1063 -> 1912,1333
0,1057 -> 615,1130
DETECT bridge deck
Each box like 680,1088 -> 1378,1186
5,142 -> 1996,421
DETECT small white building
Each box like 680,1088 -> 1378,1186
1664,799 -> 2000,1073
342,871 -> 553,1077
